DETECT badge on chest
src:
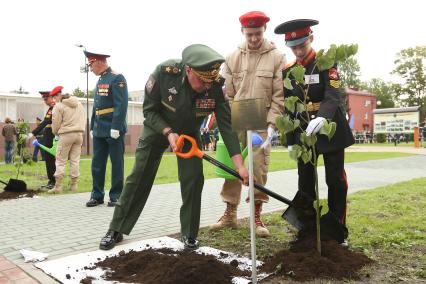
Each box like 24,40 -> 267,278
195,98 -> 216,109
304,74 -> 320,85
98,84 -> 110,96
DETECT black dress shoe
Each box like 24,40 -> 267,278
107,200 -> 118,207
182,236 -> 199,250
86,199 -> 104,207
99,230 -> 123,250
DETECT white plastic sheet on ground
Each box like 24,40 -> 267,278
35,236 -> 270,284
20,249 -> 48,262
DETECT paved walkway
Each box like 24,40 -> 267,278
1,154 -> 426,283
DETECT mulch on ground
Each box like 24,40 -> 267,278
261,234 -> 373,282
79,234 -> 372,284
0,189 -> 42,201
81,247 -> 250,284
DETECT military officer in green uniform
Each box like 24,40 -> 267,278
99,44 -> 249,250
84,51 -> 128,207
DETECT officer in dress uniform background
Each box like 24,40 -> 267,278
27,89 -> 59,189
98,44 -> 249,251
274,19 -> 355,245
84,51 -> 128,208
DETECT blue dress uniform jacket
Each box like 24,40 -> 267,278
90,67 -> 128,203
91,67 -> 128,137
109,59 -> 241,239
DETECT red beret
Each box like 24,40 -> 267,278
50,86 -> 63,96
239,11 -> 270,28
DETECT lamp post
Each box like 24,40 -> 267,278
75,44 -> 90,155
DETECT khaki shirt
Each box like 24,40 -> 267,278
223,39 -> 285,128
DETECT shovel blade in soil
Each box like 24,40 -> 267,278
4,179 -> 27,192
282,206 -> 304,230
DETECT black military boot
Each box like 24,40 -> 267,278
182,236 -> 199,250
86,199 -> 104,207
99,230 -> 123,250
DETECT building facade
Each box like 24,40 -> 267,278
346,88 -> 378,133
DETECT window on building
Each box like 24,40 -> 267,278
364,100 -> 371,107
364,112 -> 368,120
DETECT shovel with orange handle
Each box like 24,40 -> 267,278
174,134 -> 304,230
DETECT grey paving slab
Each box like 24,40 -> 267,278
0,155 -> 426,283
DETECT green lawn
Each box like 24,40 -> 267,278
0,151 -> 413,193
197,177 -> 426,282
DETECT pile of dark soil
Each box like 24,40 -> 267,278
261,234 -> 373,282
0,189 -> 42,201
81,248 -> 250,284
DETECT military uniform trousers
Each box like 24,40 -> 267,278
109,130 -> 204,239
91,135 -> 125,202
220,131 -> 270,205
298,148 -> 348,226
42,132 -> 56,183
54,132 -> 83,179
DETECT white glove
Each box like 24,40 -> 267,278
288,145 -> 293,151
306,117 -> 326,136
260,126 -> 275,149
90,131 -> 93,139
110,129 -> 120,139
27,133 -> 34,140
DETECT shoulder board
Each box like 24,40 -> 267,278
283,61 -> 297,71
161,65 -> 182,75
111,70 -> 121,76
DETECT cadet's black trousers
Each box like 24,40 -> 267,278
297,149 -> 348,225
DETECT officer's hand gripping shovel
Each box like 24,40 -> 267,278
175,134 -> 304,230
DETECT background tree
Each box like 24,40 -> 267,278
72,87 -> 94,98
360,78 -> 396,109
391,46 -> 426,118
338,57 -> 361,89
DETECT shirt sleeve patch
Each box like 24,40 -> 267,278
145,75 -> 156,94
330,79 -> 341,88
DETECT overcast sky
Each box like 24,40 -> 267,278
1,0 -> 425,94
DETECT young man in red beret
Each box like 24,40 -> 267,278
210,11 -> 286,237
27,88 -> 61,189
274,19 -> 354,246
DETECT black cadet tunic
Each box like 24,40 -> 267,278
109,59 -> 241,239
32,106 -> 56,183
283,61 -> 354,153
283,59 -> 354,229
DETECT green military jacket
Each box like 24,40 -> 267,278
91,67 -> 128,137
143,59 -> 241,157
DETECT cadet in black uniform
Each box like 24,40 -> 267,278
84,51 -> 128,208
28,89 -> 61,189
98,44 -> 249,251
274,19 -> 355,245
